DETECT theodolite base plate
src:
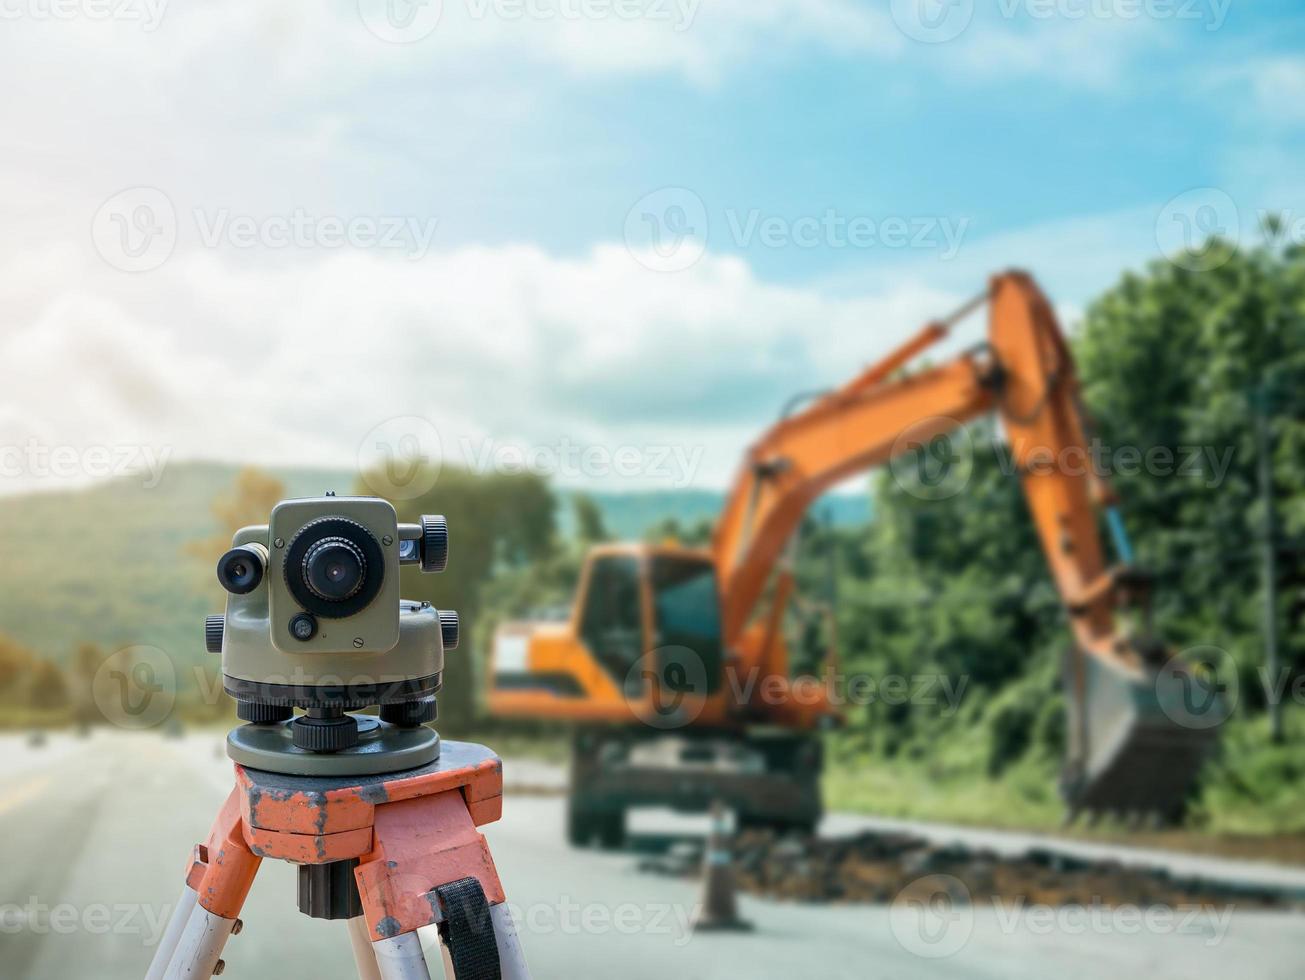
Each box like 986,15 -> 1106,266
226,716 -> 441,776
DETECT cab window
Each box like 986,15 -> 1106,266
579,555 -> 644,684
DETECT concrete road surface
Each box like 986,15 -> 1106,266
1,732 -> 1302,980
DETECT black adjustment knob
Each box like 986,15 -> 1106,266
297,859 -> 362,920
439,609 -> 459,651
205,616 -> 225,654
237,701 -> 293,723
420,515 -> 449,573
289,613 -> 318,642
379,698 -> 438,727
292,710 -> 359,751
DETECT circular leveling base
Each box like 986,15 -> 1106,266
227,715 -> 441,776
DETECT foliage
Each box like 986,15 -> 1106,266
355,465 -> 557,730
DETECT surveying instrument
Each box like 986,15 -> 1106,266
146,495 -> 531,980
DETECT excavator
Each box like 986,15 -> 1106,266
488,271 -> 1222,845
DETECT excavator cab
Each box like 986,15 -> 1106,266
489,544 -> 728,723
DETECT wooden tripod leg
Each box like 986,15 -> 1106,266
150,788 -> 262,980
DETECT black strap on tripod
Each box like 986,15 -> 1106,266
434,877 -> 502,980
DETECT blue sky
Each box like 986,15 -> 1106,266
1,1 -> 1303,492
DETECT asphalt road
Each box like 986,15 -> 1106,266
2,732 -> 1303,980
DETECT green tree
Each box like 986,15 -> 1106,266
27,659 -> 69,712
355,465 -> 557,729
572,493 -> 609,545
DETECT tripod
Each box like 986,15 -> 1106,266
146,740 -> 530,980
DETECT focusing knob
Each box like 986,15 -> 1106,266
420,515 -> 449,573
205,615 -> 224,654
439,609 -> 460,651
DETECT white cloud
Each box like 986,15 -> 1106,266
0,240 -> 966,494
1218,56 -> 1305,125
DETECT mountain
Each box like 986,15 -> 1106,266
0,463 -> 873,667
557,489 -> 871,540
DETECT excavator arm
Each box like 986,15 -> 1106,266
711,271 -> 1218,818
716,272 -> 1123,659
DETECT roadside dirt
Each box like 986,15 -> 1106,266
638,828 -> 1303,909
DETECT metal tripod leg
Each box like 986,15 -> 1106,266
348,916 -> 384,980
487,904 -> 530,980
147,788 -> 261,980
160,900 -> 240,979
366,905 -> 530,980
145,885 -> 198,980
372,932 -> 435,980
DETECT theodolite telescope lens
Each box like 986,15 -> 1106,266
283,517 -> 385,618
303,537 -> 366,601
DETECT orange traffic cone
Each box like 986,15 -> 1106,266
691,802 -> 753,933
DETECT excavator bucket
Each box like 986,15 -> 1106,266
1061,649 -> 1223,823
